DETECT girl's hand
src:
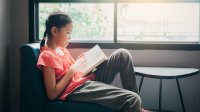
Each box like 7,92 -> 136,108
76,52 -> 87,61
70,58 -> 87,74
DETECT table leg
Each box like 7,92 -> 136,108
139,76 -> 144,92
159,79 -> 162,112
176,78 -> 186,112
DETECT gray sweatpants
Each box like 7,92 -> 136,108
67,49 -> 141,112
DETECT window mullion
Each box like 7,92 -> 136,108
35,2 -> 39,41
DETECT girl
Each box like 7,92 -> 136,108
37,11 -> 149,112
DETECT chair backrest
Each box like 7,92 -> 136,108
20,43 -> 47,112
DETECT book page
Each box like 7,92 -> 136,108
74,45 -> 107,77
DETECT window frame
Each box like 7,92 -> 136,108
29,0 -> 200,50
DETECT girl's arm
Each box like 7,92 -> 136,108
43,66 -> 74,100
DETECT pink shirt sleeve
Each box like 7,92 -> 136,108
37,51 -> 63,71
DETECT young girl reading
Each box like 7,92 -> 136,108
37,11 -> 149,112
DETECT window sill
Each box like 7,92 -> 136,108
34,42 -> 200,51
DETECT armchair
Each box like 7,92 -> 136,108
20,43 -> 115,112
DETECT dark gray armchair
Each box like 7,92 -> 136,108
20,43 -> 116,112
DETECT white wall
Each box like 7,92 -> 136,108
9,0 -> 200,112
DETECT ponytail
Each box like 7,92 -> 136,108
40,30 -> 47,50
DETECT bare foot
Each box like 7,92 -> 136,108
141,108 -> 151,112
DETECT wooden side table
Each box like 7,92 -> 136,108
135,67 -> 199,112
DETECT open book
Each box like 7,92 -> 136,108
74,45 -> 108,77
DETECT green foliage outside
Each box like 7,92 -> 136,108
39,3 -> 113,41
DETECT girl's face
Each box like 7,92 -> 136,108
52,23 -> 73,48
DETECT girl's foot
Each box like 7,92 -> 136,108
141,108 -> 151,112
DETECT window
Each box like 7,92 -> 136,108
30,0 -> 200,50
39,3 -> 114,42
118,3 -> 199,43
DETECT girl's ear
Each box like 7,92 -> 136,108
51,26 -> 58,36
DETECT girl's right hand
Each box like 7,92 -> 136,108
69,60 -> 86,74
69,63 -> 81,74
70,52 -> 88,74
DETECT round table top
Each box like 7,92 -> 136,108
134,67 -> 199,79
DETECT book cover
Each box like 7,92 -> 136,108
74,45 -> 108,77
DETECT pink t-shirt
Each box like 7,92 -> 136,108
37,46 -> 95,100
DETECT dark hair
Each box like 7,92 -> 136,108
40,11 -> 72,50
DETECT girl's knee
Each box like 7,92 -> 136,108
115,48 -> 132,59
130,93 -> 142,112
123,93 -> 142,112
133,93 -> 142,107
117,48 -> 130,55
136,95 -> 142,107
